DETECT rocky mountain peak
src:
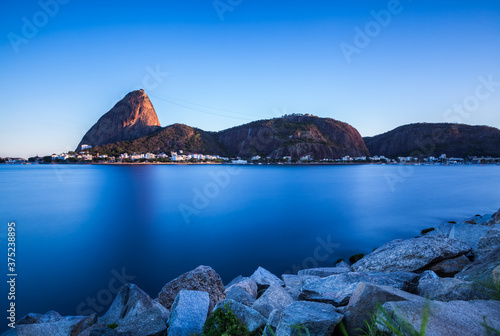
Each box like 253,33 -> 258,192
76,89 -> 161,151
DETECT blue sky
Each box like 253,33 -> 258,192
1,0 -> 499,157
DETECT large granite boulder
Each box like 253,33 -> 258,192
455,246 -> 500,286
224,276 -> 258,298
298,266 -> 351,277
214,299 -> 267,333
417,278 -> 496,301
225,285 -> 256,307
425,254 -> 471,277
344,282 -> 425,336
275,301 -> 344,336
96,284 -> 168,336
3,311 -> 97,336
380,300 -> 500,336
352,236 -> 471,273
299,272 -> 419,306
156,265 -> 225,312
428,221 -> 500,252
250,267 -> 285,292
167,290 -> 210,336
488,208 -> 500,224
251,284 -> 293,318
476,228 -> 500,259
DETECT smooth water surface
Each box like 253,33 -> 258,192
0,164 -> 499,326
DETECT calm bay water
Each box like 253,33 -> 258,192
1,164 -> 499,325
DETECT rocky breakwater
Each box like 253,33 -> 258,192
3,209 -> 500,336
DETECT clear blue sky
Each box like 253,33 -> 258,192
1,0 -> 499,158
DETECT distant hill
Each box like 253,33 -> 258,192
364,123 -> 500,158
91,124 -> 226,157
216,114 -> 369,159
91,115 -> 369,159
76,89 -> 161,151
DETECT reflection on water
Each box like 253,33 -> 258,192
0,164 -> 499,326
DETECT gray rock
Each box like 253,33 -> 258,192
252,284 -> 293,318
87,329 -> 132,336
429,221 -> 500,251
426,254 -> 471,277
225,285 -> 256,307
101,284 -> 169,326
344,282 -> 425,336
298,267 -> 351,277
275,301 -> 344,336
336,261 -> 353,270
3,312 -> 97,336
352,236 -> 471,273
419,270 -> 439,280
380,299 -> 500,336
167,290 -> 210,336
455,246 -> 500,286
214,299 -> 267,333
156,265 -> 225,312
225,275 -> 244,289
224,276 -> 258,298
488,208 -> 500,224
417,278 -> 496,301
299,271 -> 419,306
250,267 -> 285,291
262,309 -> 281,336
476,228 -> 500,258
282,274 -> 302,301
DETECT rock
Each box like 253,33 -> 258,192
476,228 -> 500,258
17,311 -> 63,325
101,284 -> 169,326
298,266 -> 351,277
4,312 -> 97,336
349,254 -> 364,264
87,328 -> 131,336
489,208 -> 500,224
262,309 -> 281,336
77,89 -> 161,151
282,274 -> 303,301
344,282 -> 425,336
225,285 -> 256,307
380,299 -> 500,336
336,260 -> 353,270
214,299 -> 267,333
426,254 -> 471,277
419,270 -> 439,280
167,290 -> 210,336
252,284 -> 293,318
455,246 -> 500,286
275,301 -> 344,336
421,227 -> 435,235
156,265 -> 225,312
224,276 -> 258,298
417,278 -> 496,301
428,222 -> 500,252
352,236 -> 471,273
299,272 -> 419,306
250,267 -> 285,292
